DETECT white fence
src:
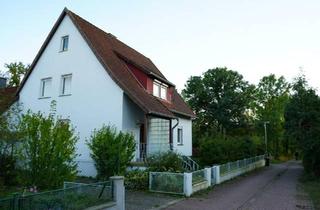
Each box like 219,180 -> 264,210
149,155 -> 265,197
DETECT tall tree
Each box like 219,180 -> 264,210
182,67 -> 254,137
255,74 -> 290,157
284,75 -> 320,176
3,62 -> 29,87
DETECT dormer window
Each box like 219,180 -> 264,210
60,35 -> 69,52
153,80 -> 167,100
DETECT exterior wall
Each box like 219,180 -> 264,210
172,117 -> 192,156
122,94 -> 144,160
18,15 -> 124,177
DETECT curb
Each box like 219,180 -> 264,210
150,198 -> 185,210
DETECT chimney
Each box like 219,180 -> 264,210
0,77 -> 7,89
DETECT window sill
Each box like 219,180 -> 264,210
38,96 -> 51,100
59,50 -> 68,53
177,143 -> 184,146
59,94 -> 72,97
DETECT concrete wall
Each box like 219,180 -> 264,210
18,15 -> 124,176
172,117 -> 192,156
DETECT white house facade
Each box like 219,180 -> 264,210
16,8 -> 195,176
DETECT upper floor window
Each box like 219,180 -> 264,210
40,77 -> 52,98
153,80 -> 167,100
177,128 -> 183,145
60,35 -> 69,52
60,74 -> 72,96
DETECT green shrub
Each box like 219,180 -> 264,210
199,135 -> 263,165
19,108 -> 78,189
125,170 -> 148,190
146,151 -> 184,172
87,125 -> 136,180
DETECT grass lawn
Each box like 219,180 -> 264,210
300,175 -> 320,209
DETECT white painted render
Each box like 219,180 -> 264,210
172,117 -> 193,156
122,94 -> 144,160
19,15 -> 124,177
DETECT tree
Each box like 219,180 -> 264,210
182,67 -> 254,138
87,125 -> 136,180
284,75 -> 320,176
2,62 -> 29,87
19,104 -> 78,189
254,74 -> 290,158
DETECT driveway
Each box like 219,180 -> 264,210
166,161 -> 313,210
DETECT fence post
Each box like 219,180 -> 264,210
110,176 -> 125,210
204,167 -> 211,187
183,172 -> 192,197
214,165 -> 221,184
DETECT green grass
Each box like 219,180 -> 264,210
300,174 -> 320,209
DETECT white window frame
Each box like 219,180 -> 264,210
177,127 -> 183,145
60,35 -> 69,52
153,82 -> 161,97
39,77 -> 52,99
153,80 -> 168,100
60,74 -> 72,96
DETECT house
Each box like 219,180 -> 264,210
15,8 -> 195,176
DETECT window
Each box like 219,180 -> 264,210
177,128 -> 183,145
60,74 -> 72,96
60,35 -> 69,51
153,80 -> 168,100
160,86 -> 167,100
153,82 -> 160,97
39,78 -> 52,98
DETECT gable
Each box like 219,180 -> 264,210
18,8 -> 195,119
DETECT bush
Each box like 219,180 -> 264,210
146,151 -> 184,172
199,135 -> 263,166
87,125 -> 136,180
19,109 -> 78,189
125,170 -> 148,190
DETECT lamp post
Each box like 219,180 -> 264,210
263,121 -> 270,166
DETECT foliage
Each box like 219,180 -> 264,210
2,62 -> 29,87
87,125 -> 136,180
182,67 -> 255,139
0,103 -> 22,186
198,135 -> 263,166
284,75 -> 320,176
300,174 -> 320,209
146,151 -> 184,172
125,170 -> 148,190
19,104 -> 78,189
254,74 -> 290,158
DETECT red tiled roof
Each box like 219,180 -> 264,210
0,87 -> 18,113
18,8 -> 195,119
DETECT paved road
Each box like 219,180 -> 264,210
166,161 -> 313,210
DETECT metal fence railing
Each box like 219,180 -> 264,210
149,172 -> 184,195
0,181 -> 112,210
219,155 -> 265,177
192,169 -> 206,185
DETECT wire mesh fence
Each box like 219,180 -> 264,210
192,169 -> 206,185
0,181 -> 112,210
149,172 -> 184,195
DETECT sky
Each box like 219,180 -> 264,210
1,0 -> 320,92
